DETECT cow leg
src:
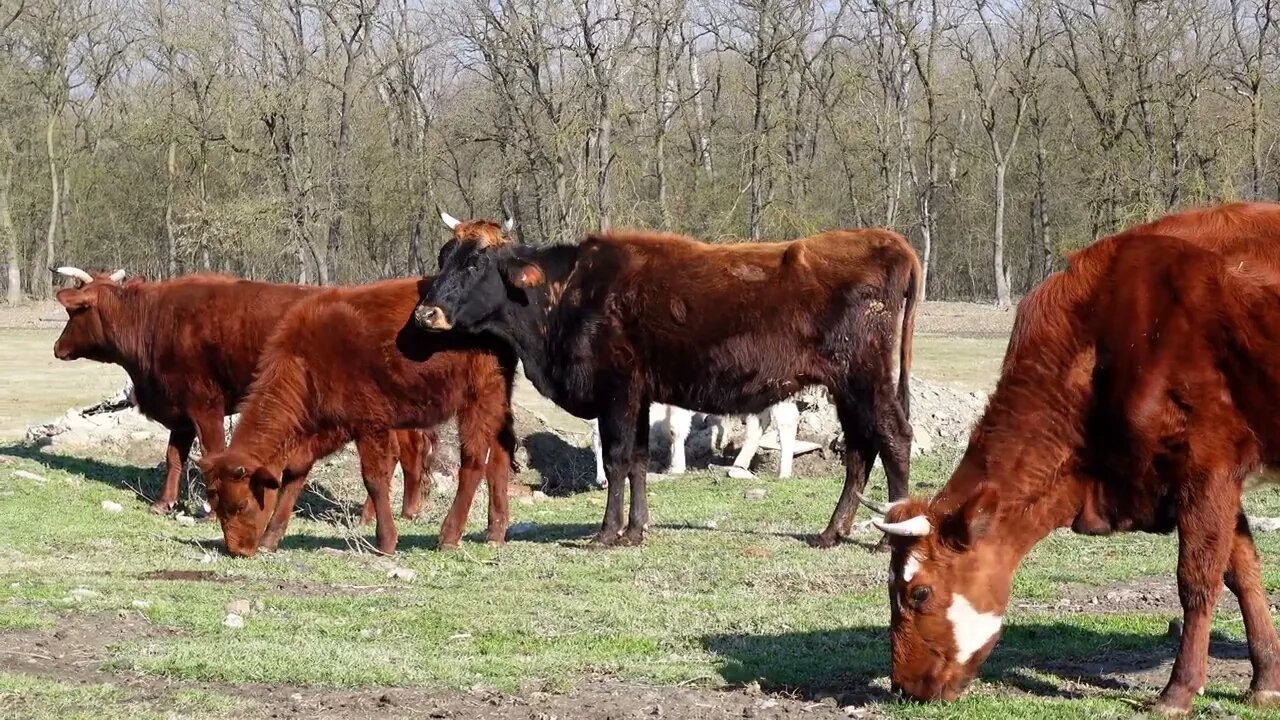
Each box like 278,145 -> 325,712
259,470 -> 309,552
482,419 -> 516,545
154,426 -> 195,514
665,406 -> 691,475
189,409 -> 229,514
1225,513 -> 1280,706
398,429 -> 431,520
815,393 -> 875,549
595,401 -> 640,548
773,401 -> 800,479
620,404 -> 652,546
440,417 -> 488,550
874,387 -> 912,503
732,413 -> 765,474
590,419 -> 607,488
1156,471 -> 1238,715
354,434 -> 398,556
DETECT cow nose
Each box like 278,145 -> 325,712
414,305 -> 452,330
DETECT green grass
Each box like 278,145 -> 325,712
4,447 -> 1280,718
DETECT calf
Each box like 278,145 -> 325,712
417,216 -> 919,548
589,401 -> 803,484
870,202 -> 1280,714
197,277 -> 517,557
52,268 -> 435,523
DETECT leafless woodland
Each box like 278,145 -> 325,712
0,0 -> 1276,305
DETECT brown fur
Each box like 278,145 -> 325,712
197,277 -> 517,557
52,270 -> 435,523
878,202 -> 1280,712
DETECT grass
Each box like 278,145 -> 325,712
0,328 -> 128,441
4,448 -> 1280,719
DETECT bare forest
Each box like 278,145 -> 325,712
0,0 -> 1276,305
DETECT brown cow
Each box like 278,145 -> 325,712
197,276 -> 517,557
417,215 -> 920,548
868,202 -> 1280,714
52,268 -> 437,528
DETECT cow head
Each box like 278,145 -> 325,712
53,266 -> 137,362
197,450 -> 282,557
414,210 -> 521,332
864,485 -> 1014,702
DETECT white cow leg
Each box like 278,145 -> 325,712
665,406 -> 692,474
590,418 -> 607,488
773,401 -> 800,479
731,413 -> 764,479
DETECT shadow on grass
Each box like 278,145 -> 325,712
704,623 -> 1250,703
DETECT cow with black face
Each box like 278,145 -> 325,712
417,213 -> 920,549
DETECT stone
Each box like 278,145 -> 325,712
744,488 -> 767,501
131,600 -> 152,611
223,613 -> 244,629
101,500 -> 123,513
225,599 -> 252,616
175,514 -> 196,527
387,567 -> 417,583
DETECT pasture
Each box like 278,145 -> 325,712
2,302 -> 1278,719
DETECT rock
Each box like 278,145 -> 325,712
1249,516 -> 1280,533
704,520 -> 719,530
68,588 -> 99,602
101,500 -> 123,513
225,599 -> 252,616
508,522 -> 536,538
289,692 -> 303,704
387,567 -> 417,583
131,600 -> 152,610
532,490 -> 549,503
223,613 -> 244,629
516,496 -> 536,506
175,514 -> 196,527
727,466 -> 755,480
744,488 -> 767,501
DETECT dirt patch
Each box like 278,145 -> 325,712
138,569 -> 225,582
1020,576 -> 1280,616
914,300 -> 1015,338
0,612 -> 879,719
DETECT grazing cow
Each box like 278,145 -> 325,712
868,202 -> 1280,714
52,268 -> 435,524
416,215 -> 920,548
588,401 -> 803,484
197,277 -> 517,557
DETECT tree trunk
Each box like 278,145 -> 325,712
688,49 -> 713,178
1033,102 -> 1052,279
43,111 -> 60,299
1,160 -> 19,304
993,162 -> 1011,309
748,63 -> 768,241
165,139 -> 178,278
1251,94 -> 1263,199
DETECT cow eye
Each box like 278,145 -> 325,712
909,585 -> 932,608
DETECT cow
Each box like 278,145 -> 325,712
588,401 -> 803,484
416,215 -> 920,548
52,268 -> 436,526
867,202 -> 1280,714
196,276 -> 518,557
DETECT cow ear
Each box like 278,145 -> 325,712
503,260 -> 545,289
942,484 -> 1000,549
56,288 -> 90,310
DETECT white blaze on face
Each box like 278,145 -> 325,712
946,594 -> 1004,664
902,553 -> 922,583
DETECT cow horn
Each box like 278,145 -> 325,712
108,269 -> 126,282
56,266 -> 94,284
440,211 -> 460,230
872,515 -> 933,537
855,491 -> 889,516
502,216 -> 514,233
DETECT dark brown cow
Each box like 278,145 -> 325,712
197,277 -> 517,557
869,202 -> 1280,714
416,216 -> 920,548
52,268 -> 436,528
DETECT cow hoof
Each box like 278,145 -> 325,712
617,528 -> 646,546
1250,690 -> 1280,708
401,508 -> 422,521
438,541 -> 460,552
1152,694 -> 1193,716
591,531 -> 621,548
150,500 -> 176,515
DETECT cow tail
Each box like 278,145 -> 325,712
897,256 -> 921,422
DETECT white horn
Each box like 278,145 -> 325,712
440,211 -> 460,230
502,217 -> 514,233
56,266 -> 94,284
108,269 -> 126,282
872,515 -> 933,537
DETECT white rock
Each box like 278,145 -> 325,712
532,490 -> 549,503
131,600 -> 152,610
704,520 -> 719,530
387,567 -> 417,583
175,515 -> 196,527
101,500 -> 124,513
1249,516 -> 1280,533
223,613 -> 244,629
200,552 -> 216,564
68,588 -> 100,601
225,599 -> 252,616
129,431 -> 153,441
744,488 -> 768,501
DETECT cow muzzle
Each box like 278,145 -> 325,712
414,305 -> 453,331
